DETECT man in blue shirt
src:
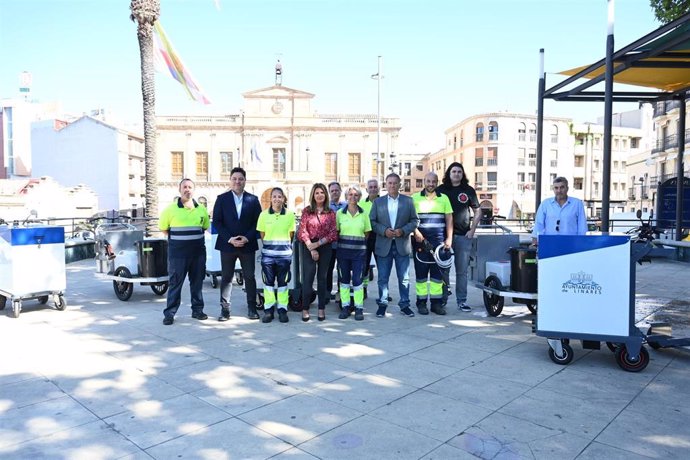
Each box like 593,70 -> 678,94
532,176 -> 588,244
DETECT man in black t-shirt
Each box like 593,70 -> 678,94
436,162 -> 481,312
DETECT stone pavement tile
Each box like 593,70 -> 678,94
0,372 -> 37,387
143,359 -> 232,394
270,332 -> 371,358
595,406 -> 690,459
298,414 -> 441,460
467,352 -> 568,387
107,336 -> 214,373
239,393 -> 363,445
271,447 -> 320,459
420,443 -> 481,459
447,412 -> 591,460
410,343 -> 494,370
192,368 -> 302,416
309,372 -> 417,413
360,331 -> 438,354
577,441 -> 656,460
103,393 -> 232,449
264,357 -> 355,390
311,342 -> 402,371
192,334 -> 266,360
0,420 -> 142,459
214,344 -> 309,369
447,328 -> 532,354
1,378 -> 66,410
628,367 -> 690,416
567,348 -> 664,381
365,355 -> 459,389
537,367 -> 650,401
399,321 -> 471,342
0,395 -> 98,450
369,389 -> 492,442
55,369 -> 186,419
424,370 -> 531,411
145,417 -> 293,459
498,387 -> 629,439
663,349 -> 690,369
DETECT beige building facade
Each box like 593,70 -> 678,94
156,85 -> 401,211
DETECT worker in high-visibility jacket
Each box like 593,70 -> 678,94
337,185 -> 372,321
411,172 -> 453,316
257,187 -> 296,323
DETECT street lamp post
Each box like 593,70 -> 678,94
639,176 -> 644,212
371,56 -> 383,183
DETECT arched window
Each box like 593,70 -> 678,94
550,124 -> 559,143
518,123 -> 526,142
476,123 -> 485,142
488,121 -> 499,141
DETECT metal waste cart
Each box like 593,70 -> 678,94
534,235 -> 650,372
0,224 -> 67,317
205,224 -> 222,288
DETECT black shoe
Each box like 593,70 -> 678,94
338,308 -> 351,319
192,312 -> 208,320
431,305 -> 447,316
376,306 -> 387,318
278,309 -> 289,323
417,305 -> 429,315
400,307 -> 415,317
163,317 -> 174,325
247,308 -> 260,320
317,308 -> 326,321
262,309 -> 275,323
354,308 -> 364,321
218,308 -> 230,322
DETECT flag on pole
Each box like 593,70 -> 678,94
250,143 -> 262,163
153,21 -> 211,104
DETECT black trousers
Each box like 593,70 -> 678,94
326,247 -> 339,295
220,250 -> 257,312
164,252 -> 206,318
301,243 -> 333,310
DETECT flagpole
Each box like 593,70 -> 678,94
372,56 -> 383,183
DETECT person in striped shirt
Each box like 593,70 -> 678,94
257,187 -> 296,323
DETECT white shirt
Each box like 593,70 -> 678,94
387,195 -> 399,229
233,191 -> 244,219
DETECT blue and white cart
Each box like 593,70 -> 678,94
535,235 -> 650,372
0,225 -> 67,318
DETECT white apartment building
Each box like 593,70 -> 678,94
31,116 -> 146,211
425,111 -> 647,220
156,84 -> 401,211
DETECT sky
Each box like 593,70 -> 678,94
0,0 -> 663,153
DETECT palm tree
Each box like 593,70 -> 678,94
130,0 -> 160,235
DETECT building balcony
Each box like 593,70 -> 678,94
653,99 -> 681,117
487,158 -> 498,166
475,158 -> 483,167
486,181 -> 497,191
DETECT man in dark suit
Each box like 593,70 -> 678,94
369,173 -> 419,318
213,167 -> 263,320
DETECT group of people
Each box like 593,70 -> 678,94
158,163 -> 587,326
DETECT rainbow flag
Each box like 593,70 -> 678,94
153,21 -> 211,104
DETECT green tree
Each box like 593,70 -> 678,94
650,0 -> 690,23
130,0 -> 160,235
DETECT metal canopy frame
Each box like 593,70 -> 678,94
536,11 -> 690,239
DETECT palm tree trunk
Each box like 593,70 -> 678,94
131,0 -> 159,236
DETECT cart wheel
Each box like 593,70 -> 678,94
38,295 -> 49,305
55,295 -> 67,311
211,275 -> 219,289
11,300 -> 21,318
548,342 -> 574,365
615,345 -> 649,372
483,275 -> 504,317
236,271 -> 244,286
113,267 -> 134,301
527,302 -> 537,315
151,283 -> 168,296
0,294 -> 6,310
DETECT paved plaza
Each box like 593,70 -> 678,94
1,258 -> 689,459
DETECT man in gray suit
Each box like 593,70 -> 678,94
369,173 -> 420,318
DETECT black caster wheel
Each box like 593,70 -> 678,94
483,275 -> 504,317
615,345 -> 649,372
113,267 -> 134,301
211,275 -> 219,289
527,301 -> 537,315
151,283 -> 168,296
548,342 -> 574,365
11,300 -> 21,318
55,295 -> 67,311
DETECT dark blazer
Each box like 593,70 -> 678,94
369,194 -> 419,257
213,190 -> 262,253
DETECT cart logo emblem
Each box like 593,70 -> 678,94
562,271 -> 602,295
458,193 -> 469,203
